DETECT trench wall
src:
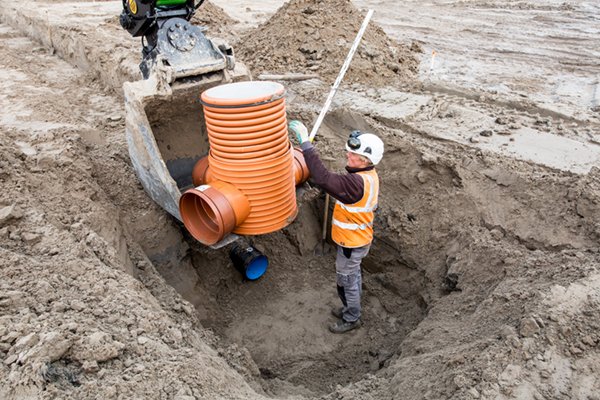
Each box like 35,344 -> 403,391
0,1 -> 221,316
0,0 -> 141,96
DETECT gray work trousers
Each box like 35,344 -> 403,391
335,244 -> 370,323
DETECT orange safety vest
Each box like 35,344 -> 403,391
331,169 -> 379,248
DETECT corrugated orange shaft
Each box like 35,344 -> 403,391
179,81 -> 310,245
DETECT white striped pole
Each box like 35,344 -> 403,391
308,9 -> 374,142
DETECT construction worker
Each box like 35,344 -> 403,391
289,121 -> 384,334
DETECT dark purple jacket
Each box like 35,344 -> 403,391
301,142 -> 374,204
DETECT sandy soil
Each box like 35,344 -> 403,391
237,0 -> 420,86
1,0 -> 600,399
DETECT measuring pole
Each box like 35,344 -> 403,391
308,9 -> 374,142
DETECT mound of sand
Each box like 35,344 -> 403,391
190,0 -> 238,35
237,0 -> 420,85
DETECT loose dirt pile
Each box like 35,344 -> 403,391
236,0 -> 420,85
190,0 -> 238,38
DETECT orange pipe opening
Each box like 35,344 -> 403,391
179,81 -> 311,245
191,156 -> 214,186
179,180 -> 251,245
293,147 -> 310,186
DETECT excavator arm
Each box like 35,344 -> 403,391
119,0 -> 233,79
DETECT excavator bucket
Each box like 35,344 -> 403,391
119,0 -> 251,222
123,64 -> 250,221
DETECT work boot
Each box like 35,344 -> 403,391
329,319 -> 361,334
331,307 -> 343,319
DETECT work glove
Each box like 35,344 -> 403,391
289,120 -> 311,144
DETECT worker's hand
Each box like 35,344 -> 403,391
289,120 -> 311,144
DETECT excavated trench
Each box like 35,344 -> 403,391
142,100 -> 600,395
140,109 -> 437,395
182,203 -> 432,395
144,107 -> 503,394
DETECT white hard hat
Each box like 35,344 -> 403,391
345,131 -> 384,165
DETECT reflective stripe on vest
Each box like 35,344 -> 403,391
331,219 -> 373,231
331,169 -> 379,248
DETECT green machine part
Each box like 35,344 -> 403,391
156,0 -> 187,6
